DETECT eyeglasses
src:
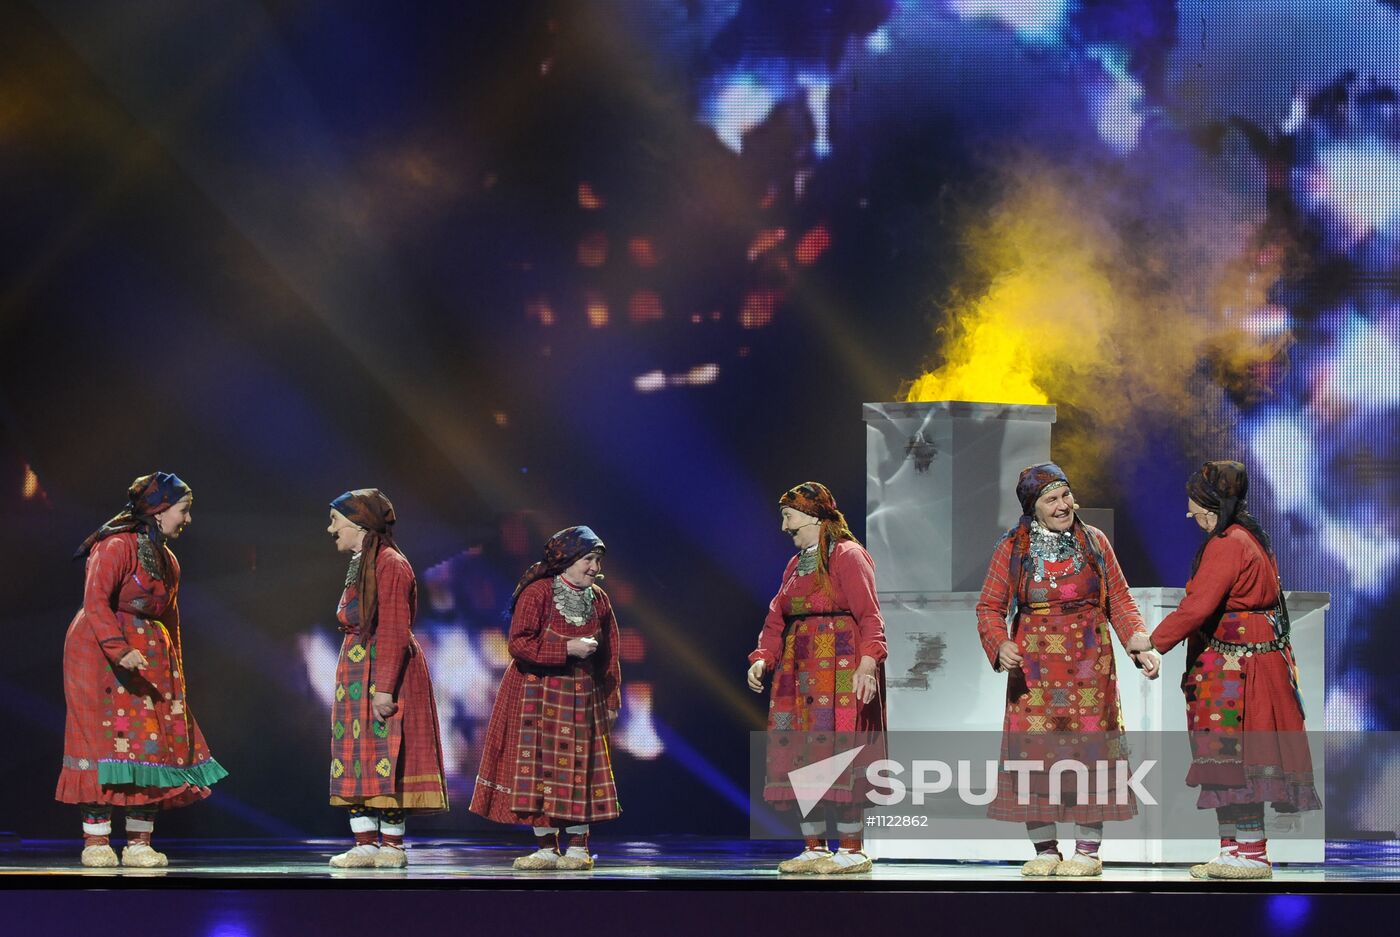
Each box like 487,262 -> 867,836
1186,510 -> 1215,519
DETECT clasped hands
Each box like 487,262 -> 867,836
567,636 -> 599,658
1125,631 -> 1161,679
998,632 -> 1160,680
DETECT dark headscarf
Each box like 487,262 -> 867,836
75,472 -> 191,581
331,488 -> 404,637
1016,462 -> 1070,515
1185,460 -> 1290,644
510,526 -> 606,612
779,481 -> 859,597
1003,463 -> 1106,614
1186,460 -> 1273,575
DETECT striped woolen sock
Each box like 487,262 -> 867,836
533,827 -> 561,854
1216,810 -> 1238,852
1234,806 -> 1265,841
348,805 -> 379,845
1073,823 -> 1102,857
81,805 -> 112,847
380,809 -> 407,849
1027,823 -> 1058,856
1233,805 -> 1267,860
564,824 -> 590,852
835,819 -> 863,852
125,807 -> 158,844
800,819 -> 827,851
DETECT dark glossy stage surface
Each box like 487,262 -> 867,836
3,839 -> 1396,937
2,836 -> 1397,889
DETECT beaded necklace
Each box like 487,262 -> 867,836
344,552 -> 362,587
1028,521 -> 1083,589
552,575 -> 597,624
135,532 -> 165,582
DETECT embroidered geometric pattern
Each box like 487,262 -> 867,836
508,672 -> 620,822
325,546 -> 448,813
978,532 -> 1146,825
763,585 -> 880,805
329,598 -> 401,801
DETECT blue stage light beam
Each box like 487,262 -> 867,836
655,717 -> 788,837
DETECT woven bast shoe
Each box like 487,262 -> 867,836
512,848 -> 560,871
1203,857 -> 1272,880
811,851 -> 873,875
1053,854 -> 1103,877
1020,853 -> 1061,876
80,844 -> 119,868
1193,839 -> 1239,878
120,843 -> 168,868
373,845 -> 408,869
556,847 -> 595,871
777,848 -> 832,874
329,844 -> 380,868
1192,847 -> 1238,879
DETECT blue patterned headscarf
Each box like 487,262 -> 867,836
510,525 -> 606,612
1016,462 -> 1070,516
75,472 -> 192,579
329,488 -> 404,637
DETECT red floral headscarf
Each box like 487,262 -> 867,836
331,488 -> 404,637
779,481 -> 858,596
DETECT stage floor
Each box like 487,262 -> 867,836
1,837 -> 1397,889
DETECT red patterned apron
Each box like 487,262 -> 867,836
763,576 -> 885,807
507,615 -> 621,822
1182,609 -> 1320,810
990,558 -> 1136,823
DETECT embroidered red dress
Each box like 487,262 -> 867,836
56,533 -> 226,807
329,546 -> 448,811
470,577 -> 622,825
1151,526 -> 1320,811
750,540 -> 888,807
976,525 -> 1146,823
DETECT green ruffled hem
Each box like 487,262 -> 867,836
98,758 -> 229,789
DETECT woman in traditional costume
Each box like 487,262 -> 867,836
471,526 -> 622,871
325,489 -> 448,868
975,463 -> 1159,877
747,482 -> 886,875
1149,461 -> 1320,880
58,472 -> 227,868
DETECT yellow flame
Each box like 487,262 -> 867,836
22,464 -> 39,500
903,294 -> 1053,406
904,193 -> 1119,408
902,161 -> 1286,494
